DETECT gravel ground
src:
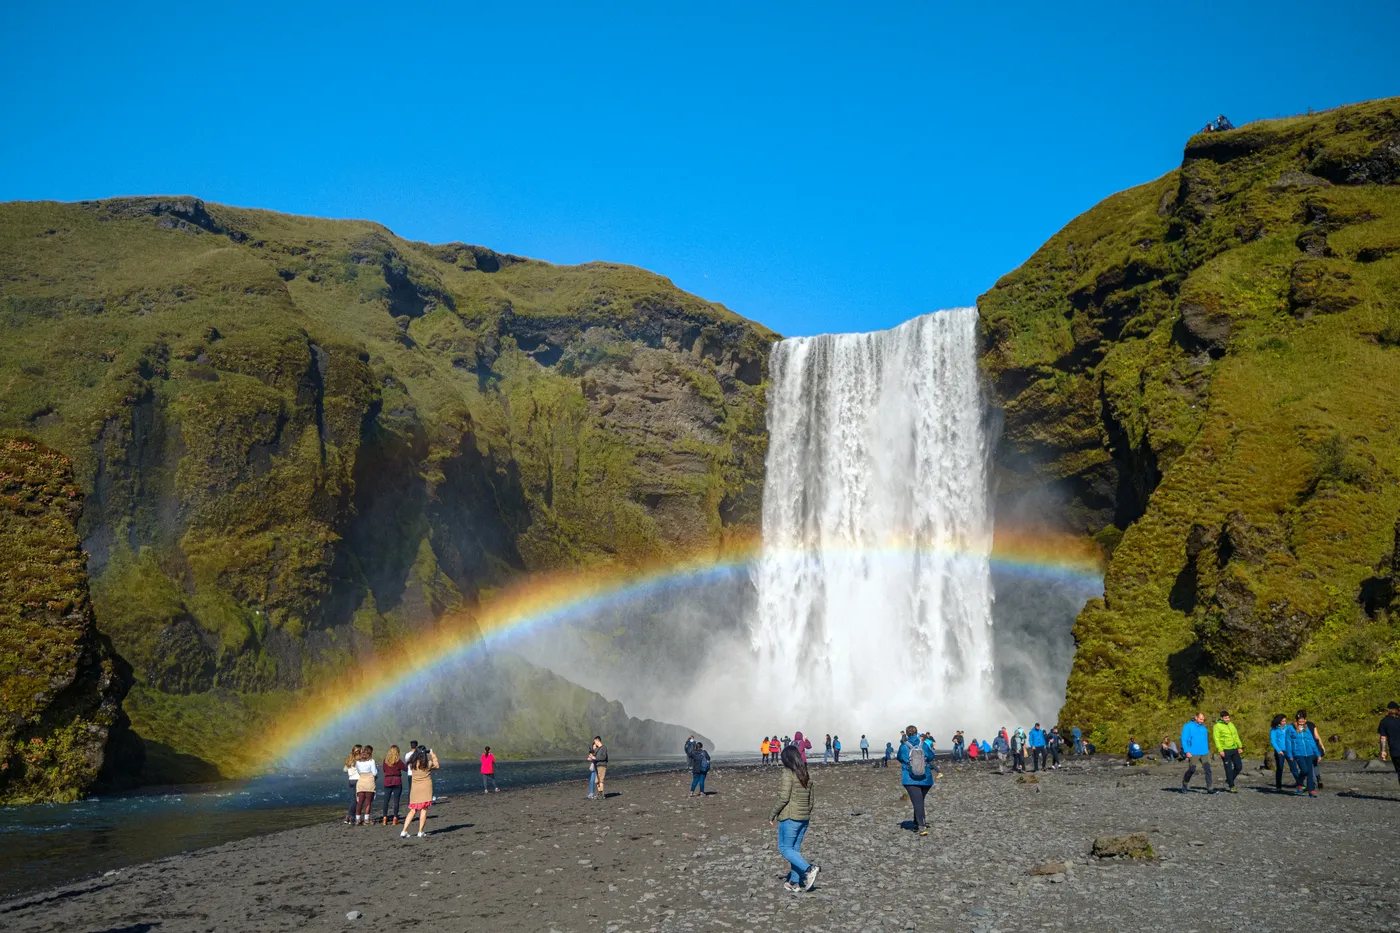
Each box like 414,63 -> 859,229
2,755 -> 1398,933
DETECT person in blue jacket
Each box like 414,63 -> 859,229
1285,710 -> 1320,796
1180,711 -> 1214,793
980,739 -> 992,756
1071,725 -> 1084,755
897,725 -> 936,836
1028,723 -> 1048,772
883,741 -> 894,767
1268,714 -> 1292,791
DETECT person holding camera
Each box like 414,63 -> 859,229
401,745 -> 439,838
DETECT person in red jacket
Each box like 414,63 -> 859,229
481,746 -> 500,793
380,745 -> 407,825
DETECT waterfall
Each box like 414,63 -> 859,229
751,308 -> 999,734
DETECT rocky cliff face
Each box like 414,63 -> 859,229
0,438 -> 141,803
0,199 -> 774,778
979,98 -> 1400,751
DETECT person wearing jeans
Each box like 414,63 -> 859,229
688,742 -> 711,796
1285,712 -> 1320,796
1028,723 -> 1047,772
1212,712 -> 1244,792
769,745 -> 817,893
1180,712 -> 1214,793
381,745 -> 406,824
1268,716 -> 1289,791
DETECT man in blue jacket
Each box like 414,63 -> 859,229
1180,712 -> 1214,793
897,725 -> 936,836
1028,723 -> 1048,772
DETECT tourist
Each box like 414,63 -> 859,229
1159,735 -> 1180,762
1010,728 -> 1027,772
591,736 -> 609,798
770,736 -> 781,762
1180,712 -> 1214,793
381,745 -> 406,824
980,738 -> 991,758
860,734 -> 870,760
1269,715 -> 1291,791
823,734 -> 832,764
761,736 -> 770,764
354,745 -> 378,824
1028,723 -> 1047,772
883,740 -> 894,767
402,740 -> 420,803
1213,711 -> 1244,793
833,735 -> 842,763
1072,725 -> 1084,755
688,740 -> 711,795
1127,736 -> 1144,763
343,745 -> 362,824
769,744 -> 818,894
898,725 -> 935,836
1302,713 -> 1326,789
685,735 -> 696,757
793,731 -> 811,761
1285,711 -> 1320,797
1378,701 -> 1400,787
1047,727 -> 1063,769
401,745 -> 438,837
481,746 -> 499,793
966,738 -> 980,761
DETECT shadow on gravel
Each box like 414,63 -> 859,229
90,925 -> 160,933
431,823 -> 476,834
1335,792 -> 1400,803
603,792 -> 623,799
0,882 -> 117,914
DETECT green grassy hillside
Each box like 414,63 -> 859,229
0,198 -> 774,786
980,98 -> 1400,754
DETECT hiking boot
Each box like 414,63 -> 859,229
803,865 -> 821,892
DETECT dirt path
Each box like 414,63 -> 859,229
3,756 -> 1398,932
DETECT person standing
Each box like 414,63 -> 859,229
1378,701 -> 1400,787
591,736 -> 609,798
343,745 -> 362,824
688,740 -> 711,796
859,735 -> 870,760
480,746 -> 499,793
897,725 -> 935,836
354,745 -> 378,825
1180,712 -> 1214,793
685,735 -> 697,757
761,736 -> 770,765
381,745 -> 406,824
1212,711 -> 1244,792
1047,727 -> 1064,770
769,744 -> 818,894
1010,728 -> 1028,773
1302,713 -> 1326,789
1028,723 -> 1047,772
1285,711 -> 1320,797
823,734 -> 832,765
1071,725 -> 1084,755
770,736 -> 781,763
793,731 -> 811,761
1269,715 -> 1291,791
832,735 -> 842,763
883,740 -> 894,767
401,745 -> 438,838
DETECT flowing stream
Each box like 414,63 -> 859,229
750,308 -> 999,733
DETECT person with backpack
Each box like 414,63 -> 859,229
688,741 -> 712,795
859,735 -> 870,760
1028,723 -> 1047,772
769,744 -> 818,894
1047,727 -> 1064,769
832,736 -> 842,763
1212,711 -> 1244,792
897,725 -> 935,836
1180,712 -> 1214,793
1285,711 -> 1320,797
1010,728 -> 1028,772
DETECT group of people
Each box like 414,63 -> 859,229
340,741 -> 439,837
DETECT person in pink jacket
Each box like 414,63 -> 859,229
792,731 -> 813,761
480,746 -> 499,793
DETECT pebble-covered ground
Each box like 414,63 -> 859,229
3,755 -> 1398,932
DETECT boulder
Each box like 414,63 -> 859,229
1092,832 -> 1154,859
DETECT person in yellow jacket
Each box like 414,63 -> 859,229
1212,711 -> 1244,793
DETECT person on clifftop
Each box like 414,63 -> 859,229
1212,711 -> 1244,793
1180,712 -> 1214,794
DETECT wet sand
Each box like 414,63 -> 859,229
3,756 -> 1398,932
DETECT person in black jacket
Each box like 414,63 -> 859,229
688,741 -> 712,796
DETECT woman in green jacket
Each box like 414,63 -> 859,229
769,745 -> 819,893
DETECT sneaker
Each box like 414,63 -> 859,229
1308,791 -> 1317,798
918,828 -> 929,836
417,832 -> 426,837
1228,786 -> 1238,794
803,864 -> 821,892
400,830 -> 409,838
1295,787 -> 1305,795
783,881 -> 801,894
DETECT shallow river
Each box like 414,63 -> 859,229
0,757 -> 692,898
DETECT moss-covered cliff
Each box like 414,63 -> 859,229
0,437 -> 142,802
980,98 -> 1400,753
0,198 -> 774,781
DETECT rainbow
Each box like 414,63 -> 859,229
261,531 -> 1104,769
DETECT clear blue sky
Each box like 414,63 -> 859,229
3,3 -> 1396,336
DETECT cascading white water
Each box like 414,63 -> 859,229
751,307 -> 999,734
